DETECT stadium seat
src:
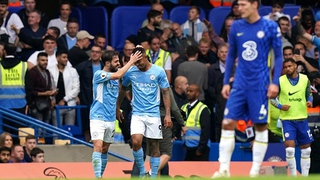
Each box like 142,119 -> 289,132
170,140 -> 186,161
81,6 -> 108,43
8,6 -> 23,13
169,6 -> 206,25
111,6 -> 168,51
208,7 -> 231,36
70,7 -> 83,30
258,6 -> 271,17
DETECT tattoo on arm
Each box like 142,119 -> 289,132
162,88 -> 171,116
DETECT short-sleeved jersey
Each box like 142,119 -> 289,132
225,18 -> 282,90
90,70 -> 119,122
122,65 -> 170,117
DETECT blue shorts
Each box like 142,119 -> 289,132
224,88 -> 268,124
282,120 -> 314,145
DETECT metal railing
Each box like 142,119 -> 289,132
0,107 -> 132,162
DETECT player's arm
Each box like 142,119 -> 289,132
110,51 -> 142,80
223,23 -> 237,86
271,23 -> 283,87
116,83 -> 128,122
162,87 -> 171,125
295,20 -> 313,41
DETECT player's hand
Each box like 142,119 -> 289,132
129,50 -> 143,63
281,105 -> 290,111
221,84 -> 231,99
307,101 -> 313,108
116,108 -> 124,123
164,115 -> 172,129
267,84 -> 279,99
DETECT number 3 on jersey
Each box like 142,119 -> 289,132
242,41 -> 258,61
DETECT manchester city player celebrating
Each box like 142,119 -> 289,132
117,46 -> 172,178
90,50 -> 142,179
213,0 -> 283,177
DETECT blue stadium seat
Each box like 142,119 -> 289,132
70,7 -> 83,30
111,6 -> 168,51
81,6 -> 108,43
258,6 -> 271,17
208,7 -> 231,36
8,6 -> 23,13
170,6 -> 206,25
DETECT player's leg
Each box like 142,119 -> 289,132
157,124 -> 172,176
131,115 -> 147,176
90,120 -> 106,178
145,116 -> 163,178
100,121 -> 115,177
213,88 -> 246,178
248,90 -> 269,177
282,120 -> 297,176
297,120 -> 313,177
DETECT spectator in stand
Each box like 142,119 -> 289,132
277,16 -> 293,48
68,30 -> 93,67
86,33 -> 114,56
177,45 -> 207,101
137,9 -> 163,49
30,147 -> 45,163
18,9 -> 47,61
197,38 -> 218,68
0,132 -> 13,149
48,1 -> 72,37
226,0 -> 241,20
17,0 -> 48,28
23,135 -> 36,162
291,9 -> 315,45
57,17 -> 79,51
293,42 -> 318,74
141,3 -> 165,28
25,52 -> 57,125
283,46 -> 294,60
181,6 -> 208,43
120,42 -> 135,68
0,0 -> 24,46
0,147 -> 11,163
263,0 -> 290,21
297,35 -> 316,59
220,16 -> 234,43
49,50 -> 80,127
27,35 -> 71,70
9,145 -> 26,163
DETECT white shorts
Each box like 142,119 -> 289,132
130,115 -> 162,139
90,120 -> 115,143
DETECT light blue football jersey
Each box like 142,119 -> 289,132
90,70 -> 119,122
122,65 -> 170,117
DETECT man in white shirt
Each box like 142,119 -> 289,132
47,1 -> 72,37
49,50 -> 80,127
0,0 -> 24,45
27,35 -> 71,70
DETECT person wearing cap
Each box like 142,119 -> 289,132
68,30 -> 94,67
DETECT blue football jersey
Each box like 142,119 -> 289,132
90,70 -> 119,122
122,65 -> 170,117
223,18 -> 283,90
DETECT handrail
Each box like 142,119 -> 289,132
54,105 -> 86,130
0,107 -> 133,162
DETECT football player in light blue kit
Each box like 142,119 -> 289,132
90,50 -> 142,179
212,0 -> 283,178
117,46 -> 172,178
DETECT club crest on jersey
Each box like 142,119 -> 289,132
257,31 -> 265,39
150,74 -> 155,80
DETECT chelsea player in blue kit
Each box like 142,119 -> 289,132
213,0 -> 283,178
117,46 -> 172,178
90,50 -> 142,179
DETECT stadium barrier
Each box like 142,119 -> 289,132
0,161 -> 289,179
